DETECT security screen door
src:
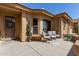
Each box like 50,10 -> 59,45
5,16 -> 15,38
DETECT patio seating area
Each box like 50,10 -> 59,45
0,38 -> 75,56
41,31 -> 60,42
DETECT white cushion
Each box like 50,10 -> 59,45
56,35 -> 60,37
51,36 -> 56,38
52,31 -> 56,35
48,31 -> 53,36
44,36 -> 50,39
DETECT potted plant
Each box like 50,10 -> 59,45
26,22 -> 32,42
64,34 -> 72,41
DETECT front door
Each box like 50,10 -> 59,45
5,16 -> 15,38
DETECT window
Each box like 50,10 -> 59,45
43,19 -> 51,32
33,18 -> 38,34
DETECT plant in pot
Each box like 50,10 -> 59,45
26,22 -> 32,42
64,34 -> 72,41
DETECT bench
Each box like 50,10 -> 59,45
32,35 -> 42,41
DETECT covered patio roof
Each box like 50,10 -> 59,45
55,12 -> 73,21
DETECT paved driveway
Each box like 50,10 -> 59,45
0,39 -> 74,56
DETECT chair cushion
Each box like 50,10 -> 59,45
48,31 -> 53,36
52,31 -> 56,35
51,36 -> 56,38
43,31 -> 48,36
56,35 -> 60,37
44,36 -> 50,39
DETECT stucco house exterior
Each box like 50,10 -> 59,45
0,3 -> 79,42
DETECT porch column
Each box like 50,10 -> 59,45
20,12 -> 28,42
69,23 -> 73,34
60,18 -> 64,38
39,16 -> 43,35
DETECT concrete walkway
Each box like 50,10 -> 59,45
0,39 -> 74,56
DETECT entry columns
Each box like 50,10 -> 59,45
60,18 -> 64,38
20,12 -> 27,42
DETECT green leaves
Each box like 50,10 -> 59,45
26,22 -> 32,41
64,34 -> 72,41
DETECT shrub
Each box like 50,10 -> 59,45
26,22 -> 32,41
64,34 -> 72,41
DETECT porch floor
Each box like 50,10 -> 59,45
0,38 -> 75,56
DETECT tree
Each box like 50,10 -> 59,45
26,22 -> 32,41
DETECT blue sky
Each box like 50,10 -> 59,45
22,3 -> 79,19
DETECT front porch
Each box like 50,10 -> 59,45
0,4 -> 77,42
0,38 -> 74,56
0,4 -> 32,42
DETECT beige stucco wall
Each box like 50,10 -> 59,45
62,18 -> 68,35
60,17 -> 69,38
20,11 -> 33,42
53,17 -> 70,38
0,13 -> 4,37
68,22 -> 73,34
52,17 -> 60,34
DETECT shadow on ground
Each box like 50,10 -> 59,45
67,45 -> 76,56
